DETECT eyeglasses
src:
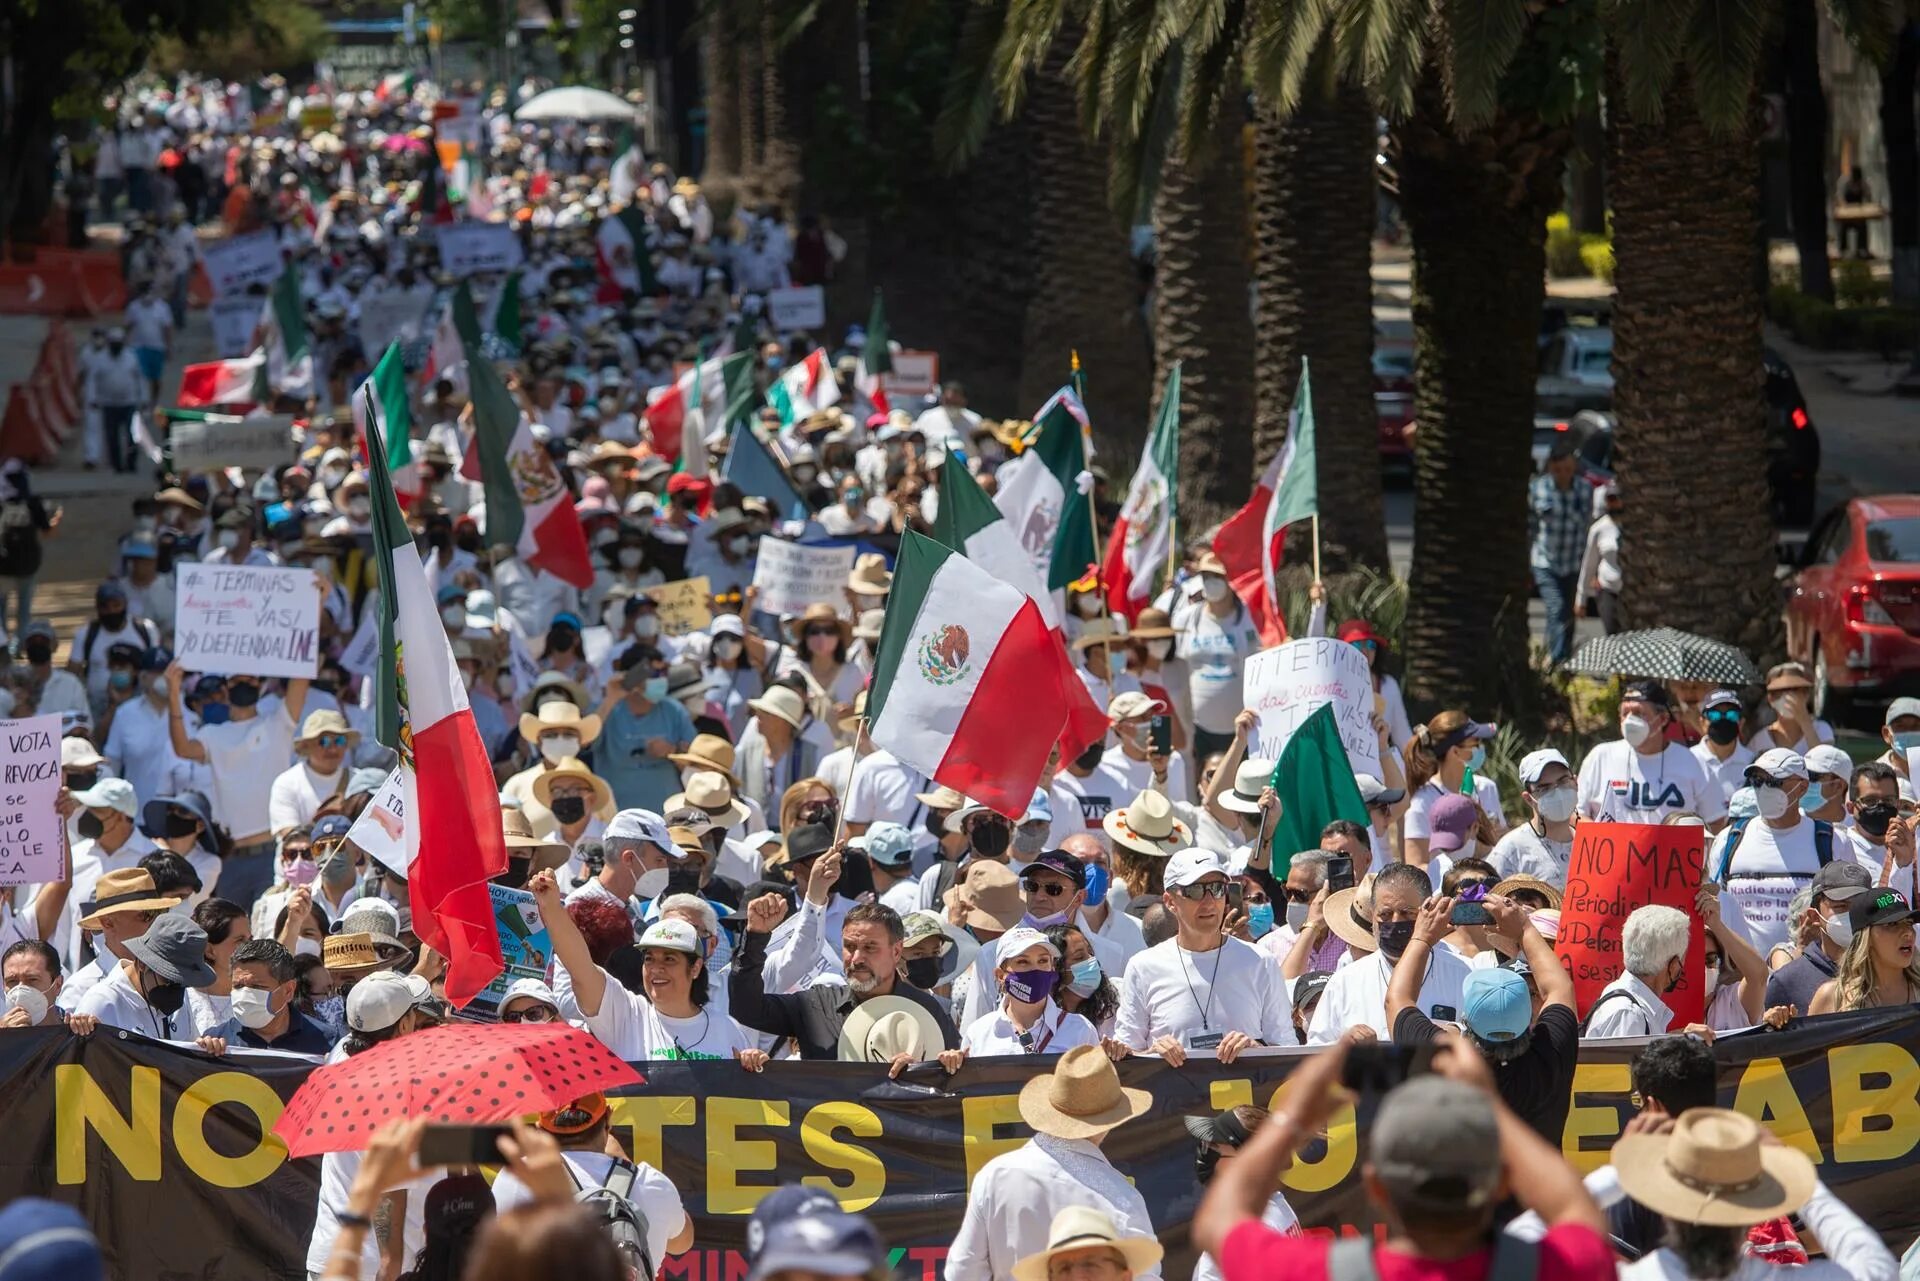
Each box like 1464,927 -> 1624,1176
1704,708 -> 1740,723
313,734 -> 350,748
1282,887 -> 1313,904
280,847 -> 313,862
1173,881 -> 1228,900
1020,877 -> 1073,897
500,1006 -> 556,1024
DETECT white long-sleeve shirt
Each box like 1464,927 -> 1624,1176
1620,1173 -> 1896,1281
945,1134 -> 1161,1281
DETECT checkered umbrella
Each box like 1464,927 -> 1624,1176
1566,627 -> 1760,685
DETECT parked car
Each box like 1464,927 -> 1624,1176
1534,325 -> 1616,425
1374,338 -> 1414,464
1784,494 -> 1920,722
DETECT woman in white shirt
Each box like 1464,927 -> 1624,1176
1402,710 -> 1506,866
781,605 -> 864,743
1747,663 -> 1835,756
944,927 -> 1098,1065
1047,923 -> 1121,1038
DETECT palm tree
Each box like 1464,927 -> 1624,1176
699,19 -> 745,213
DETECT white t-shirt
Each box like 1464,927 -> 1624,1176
267,761 -> 346,834
1486,824 -> 1575,889
1744,720 -> 1835,756
1576,739 -> 1727,825
306,1150 -> 428,1278
1306,947 -> 1474,1044
1723,817 -> 1823,878
193,700 -> 298,840
1193,1192 -> 1301,1281
581,970 -> 753,1062
74,961 -> 176,1037
102,695 -> 183,806
1403,776 -> 1504,841
491,1152 -> 686,1271
1174,601 -> 1262,735
844,750 -> 927,827
961,1001 -> 1100,1056
125,296 -> 173,350
1114,936 -> 1293,1050
1690,739 -> 1756,808
1093,748 -> 1191,811
1050,772 -> 1120,838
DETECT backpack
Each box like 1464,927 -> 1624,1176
1329,1234 -> 1537,1281
572,1157 -> 655,1281
1711,815 -> 1833,885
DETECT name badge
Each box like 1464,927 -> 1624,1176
1185,1030 -> 1226,1051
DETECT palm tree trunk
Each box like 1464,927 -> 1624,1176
1397,85 -> 1568,718
1610,81 -> 1781,662
1252,87 -> 1387,571
1783,0 -> 1834,301
757,12 -> 801,208
737,24 -> 765,196
699,21 -> 743,216
1017,39 -> 1151,435
1884,23 -> 1920,308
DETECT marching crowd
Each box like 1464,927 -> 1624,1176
4,68 -> 1920,1281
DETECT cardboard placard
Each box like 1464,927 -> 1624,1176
468,884 -> 553,1018
436,221 -> 524,277
168,413 -> 295,474
0,715 -> 65,887
766,285 -> 826,332
751,539 -> 854,619
199,232 -> 283,298
882,350 -> 939,398
1241,638 -> 1381,780
644,576 -> 712,638
173,564 -> 321,679
1556,821 -> 1707,1028
347,768 -> 410,875
209,296 -> 263,358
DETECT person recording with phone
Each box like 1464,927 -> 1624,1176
1307,863 -> 1473,1043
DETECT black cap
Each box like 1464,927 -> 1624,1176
1849,888 -> 1920,934
1622,680 -> 1670,708
140,645 -> 173,673
1022,849 -> 1086,889
1292,970 -> 1334,1009
1182,1109 -> 1254,1147
106,642 -> 144,667
782,821 -> 834,866
1811,860 -> 1872,904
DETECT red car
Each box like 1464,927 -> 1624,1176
1374,338 -> 1414,463
1785,494 -> 1920,721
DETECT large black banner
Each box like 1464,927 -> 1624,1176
4,1009 -> 1920,1280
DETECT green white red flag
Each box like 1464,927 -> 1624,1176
771,348 -> 840,426
1103,363 -> 1180,619
856,291 -> 892,418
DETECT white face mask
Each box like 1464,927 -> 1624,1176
1823,909 -> 1854,949
1620,714 -> 1653,748
1201,575 -> 1231,603
293,936 -> 322,959
1702,965 -> 1721,997
1533,785 -> 1577,824
1771,696 -> 1797,721
230,985 -> 279,1029
1073,594 -> 1102,618
4,983 -> 48,1025
633,616 -> 661,640
1753,783 -> 1791,821
542,734 -> 581,763
347,497 -> 371,521
634,865 -> 669,900
216,529 -> 241,552
495,672 -> 516,697
440,606 -> 466,627
1148,639 -> 1174,661
712,635 -> 742,662
1285,901 -> 1310,932
618,547 -> 644,569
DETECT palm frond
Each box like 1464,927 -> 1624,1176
1604,0 -> 1692,121
989,0 -> 1077,118
1106,35 -> 1183,215
1438,0 -> 1534,126
1245,0 -> 1339,116
1685,0 -> 1773,132
932,0 -> 1014,172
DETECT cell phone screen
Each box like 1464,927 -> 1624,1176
1450,900 -> 1493,926
1340,1042 -> 1434,1094
418,1123 -> 513,1167
1149,715 -> 1171,755
1326,856 -> 1355,894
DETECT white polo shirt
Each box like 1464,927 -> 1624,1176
961,1001 -> 1099,1056
1306,945 -> 1474,1044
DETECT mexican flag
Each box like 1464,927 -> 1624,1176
993,386 -> 1092,591
460,144 -> 493,220
357,362 -> 508,1008
643,349 -> 754,469
867,530 -> 1106,818
1266,702 -> 1369,880
258,265 -> 312,400
1103,363 -> 1180,620
487,270 -> 522,349
856,291 -> 891,418
770,347 -> 841,426
177,355 -> 261,409
932,449 -> 1060,630
595,206 -> 660,302
353,344 -> 418,506
1213,358 -> 1317,646
421,283 -> 477,395
465,332 -> 595,589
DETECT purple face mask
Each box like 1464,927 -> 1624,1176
1003,967 -> 1059,1004
282,858 -> 318,888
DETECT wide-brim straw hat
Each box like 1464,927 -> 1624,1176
1492,874 -> 1564,909
1324,874 -> 1381,953
1613,1108 -> 1816,1228
322,931 -> 389,978
1129,608 -> 1176,641
501,806 -> 572,872
666,769 -> 750,828
787,602 -> 853,645
846,553 -> 892,596
747,686 -> 808,730
1017,1044 -> 1154,1141
531,757 -> 614,816
668,733 -> 739,787
943,860 -> 1026,932
1102,790 -> 1191,858
78,869 -> 184,930
1011,1207 -> 1164,1281
295,709 -> 361,751
518,700 -> 603,748
836,995 -> 946,1064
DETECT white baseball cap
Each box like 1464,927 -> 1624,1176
1804,744 -> 1853,780
636,918 -> 702,956
995,926 -> 1060,965
1747,748 -> 1809,783
1517,749 -> 1571,787
605,807 -> 677,855
71,777 -> 139,818
1164,847 -> 1226,889
345,971 -> 435,1033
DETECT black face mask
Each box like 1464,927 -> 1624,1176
1376,920 -> 1415,959
1857,801 -> 1898,839
1664,959 -> 1684,994
664,866 -> 703,899
834,849 -> 875,902
144,979 -> 187,1017
67,770 -> 99,793
427,530 -> 450,550
547,630 -> 576,654
164,812 -> 201,840
1073,740 -> 1106,772
1706,719 -> 1741,746
77,813 -> 105,840
549,796 -> 588,826
1194,1145 -> 1223,1186
493,856 -> 532,889
926,810 -> 950,839
312,679 -> 338,696
969,821 -> 1012,859
24,641 -> 52,664
99,611 -> 127,631
905,956 -> 943,989
226,683 -> 262,708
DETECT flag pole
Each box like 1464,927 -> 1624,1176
1073,349 -> 1114,629
1311,513 -> 1322,585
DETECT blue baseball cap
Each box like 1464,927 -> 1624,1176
748,1212 -> 885,1281
0,1198 -> 103,1281
311,814 -> 355,843
550,611 -> 584,632
856,821 -> 913,867
1462,968 -> 1532,1043
745,1185 -> 842,1262
1021,787 -> 1052,825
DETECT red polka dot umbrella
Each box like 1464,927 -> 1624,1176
273,1023 -> 644,1157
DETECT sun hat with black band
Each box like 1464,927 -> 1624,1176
1612,1107 -> 1815,1228
1324,873 -> 1381,953
1217,759 -> 1277,815
77,868 -> 184,930
1010,1207 -> 1162,1281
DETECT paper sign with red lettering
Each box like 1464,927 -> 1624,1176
1556,821 -> 1707,1028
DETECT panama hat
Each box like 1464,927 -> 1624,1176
1324,873 -> 1382,953
520,671 -> 590,716
1129,608 -> 1176,642
1216,759 -> 1277,816
666,770 -> 750,828
787,602 -> 852,645
501,807 -> 572,872
943,861 -> 1026,932
1072,617 -> 1130,651
1011,1207 -> 1163,1281
1613,1109 -> 1816,1228
846,554 -> 892,596
1017,1044 -> 1153,1140
836,995 -> 946,1064
668,733 -> 741,787
78,868 -> 184,930
1102,790 -> 1191,859
914,784 -> 966,810
294,709 -> 360,751
518,699 -> 603,748
1491,874 -> 1563,909
531,757 -> 614,816
322,932 -> 389,978
746,686 -> 808,731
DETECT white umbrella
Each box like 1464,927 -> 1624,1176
514,86 -> 638,122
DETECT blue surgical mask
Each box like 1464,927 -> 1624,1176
200,703 -> 230,725
1467,744 -> 1486,771
642,675 -> 669,701
1800,784 -> 1832,816
1083,863 -> 1110,904
1066,956 -> 1103,998
1893,732 -> 1920,759
1247,901 -> 1275,939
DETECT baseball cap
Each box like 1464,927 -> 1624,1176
901,911 -> 953,954
423,1174 -> 494,1238
1885,697 -> 1920,726
746,1186 -> 843,1261
71,777 -> 138,818
1849,887 -> 1920,934
1426,793 -> 1481,854
1022,849 -> 1086,888
345,971 -> 435,1033
1107,691 -> 1166,721
1810,861 -> 1872,904
1370,1076 -> 1503,1211
1164,847 -> 1226,889
605,807 -> 676,854
139,645 -> 172,672
1292,971 -> 1333,1010
749,1213 -> 885,1281
995,925 -> 1061,964
61,738 -> 104,770
1804,744 -> 1853,780
1021,788 -> 1053,826
311,814 -> 355,843
636,918 -> 702,956
852,820 -> 913,867
1355,774 -> 1406,806
95,582 -> 127,606
1702,689 -> 1742,712
1746,748 -> 1809,784
1517,749 -> 1570,787
1462,968 -> 1532,1043
1622,680 -> 1671,708
538,1091 -> 609,1135
0,1198 -> 103,1281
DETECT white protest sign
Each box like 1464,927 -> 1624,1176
752,539 -> 855,619
348,768 -> 411,874
168,413 -> 295,473
767,285 -> 826,332
357,288 -> 428,358
437,222 -> 524,277
506,627 -> 541,696
1241,637 -> 1381,779
338,608 -> 382,677
210,296 -> 262,358
174,564 -> 321,679
200,231 -> 283,297
0,715 -> 65,887
882,350 -> 939,398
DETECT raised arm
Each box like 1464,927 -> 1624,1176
1387,896 -> 1451,1029
165,660 -> 208,762
727,893 -> 805,1039
529,869 -> 606,1017
1699,886 -> 1767,1025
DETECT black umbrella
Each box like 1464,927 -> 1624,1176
1566,627 -> 1760,686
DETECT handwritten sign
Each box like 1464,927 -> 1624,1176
174,564 -> 320,679
347,768 -> 410,875
338,609 -> 382,677
1241,638 -> 1380,779
766,285 -> 826,332
1556,822 -> 1706,1028
209,296 -> 262,358
0,715 -> 64,887
882,351 -> 939,398
469,884 -> 553,1018
644,576 -> 712,638
752,539 -> 854,619
436,222 -> 524,277
168,413 -> 295,474
199,232 -> 282,297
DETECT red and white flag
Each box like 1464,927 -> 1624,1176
177,356 -> 261,410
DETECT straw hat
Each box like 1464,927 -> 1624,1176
1017,1044 -> 1153,1141
668,733 -> 740,787
787,602 -> 852,645
518,700 -> 603,747
1324,873 -> 1382,953
1102,790 -> 1192,859
846,554 -> 892,597
1613,1109 -> 1816,1228
322,932 -> 388,978
666,770 -> 750,828
852,608 -> 887,644
1491,874 -> 1564,910
835,688 -> 869,735
501,807 -> 571,872
521,671 -> 590,715
915,784 -> 966,810
154,486 -> 203,513
836,995 -> 947,1064
1072,617 -> 1130,651
1130,608 -> 1176,641
943,861 -> 1026,933
1011,1207 -> 1163,1281
531,757 -> 614,815
295,709 -> 360,751
747,686 -> 808,731
78,869 -> 184,930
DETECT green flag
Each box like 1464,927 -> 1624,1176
491,271 -> 522,348
466,345 -> 525,551
1267,702 -> 1370,880
367,344 -> 414,488
1269,358 -> 1318,530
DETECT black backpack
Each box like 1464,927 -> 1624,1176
572,1157 -> 655,1281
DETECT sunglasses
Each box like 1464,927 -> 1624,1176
1704,708 -> 1741,723
313,733 -> 350,748
280,847 -> 313,862
804,628 -> 840,640
500,1006 -> 556,1024
1351,639 -> 1378,653
1173,882 -> 1228,900
1020,877 -> 1074,897
1282,887 -> 1313,904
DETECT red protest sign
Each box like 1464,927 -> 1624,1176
1555,821 -> 1708,1028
